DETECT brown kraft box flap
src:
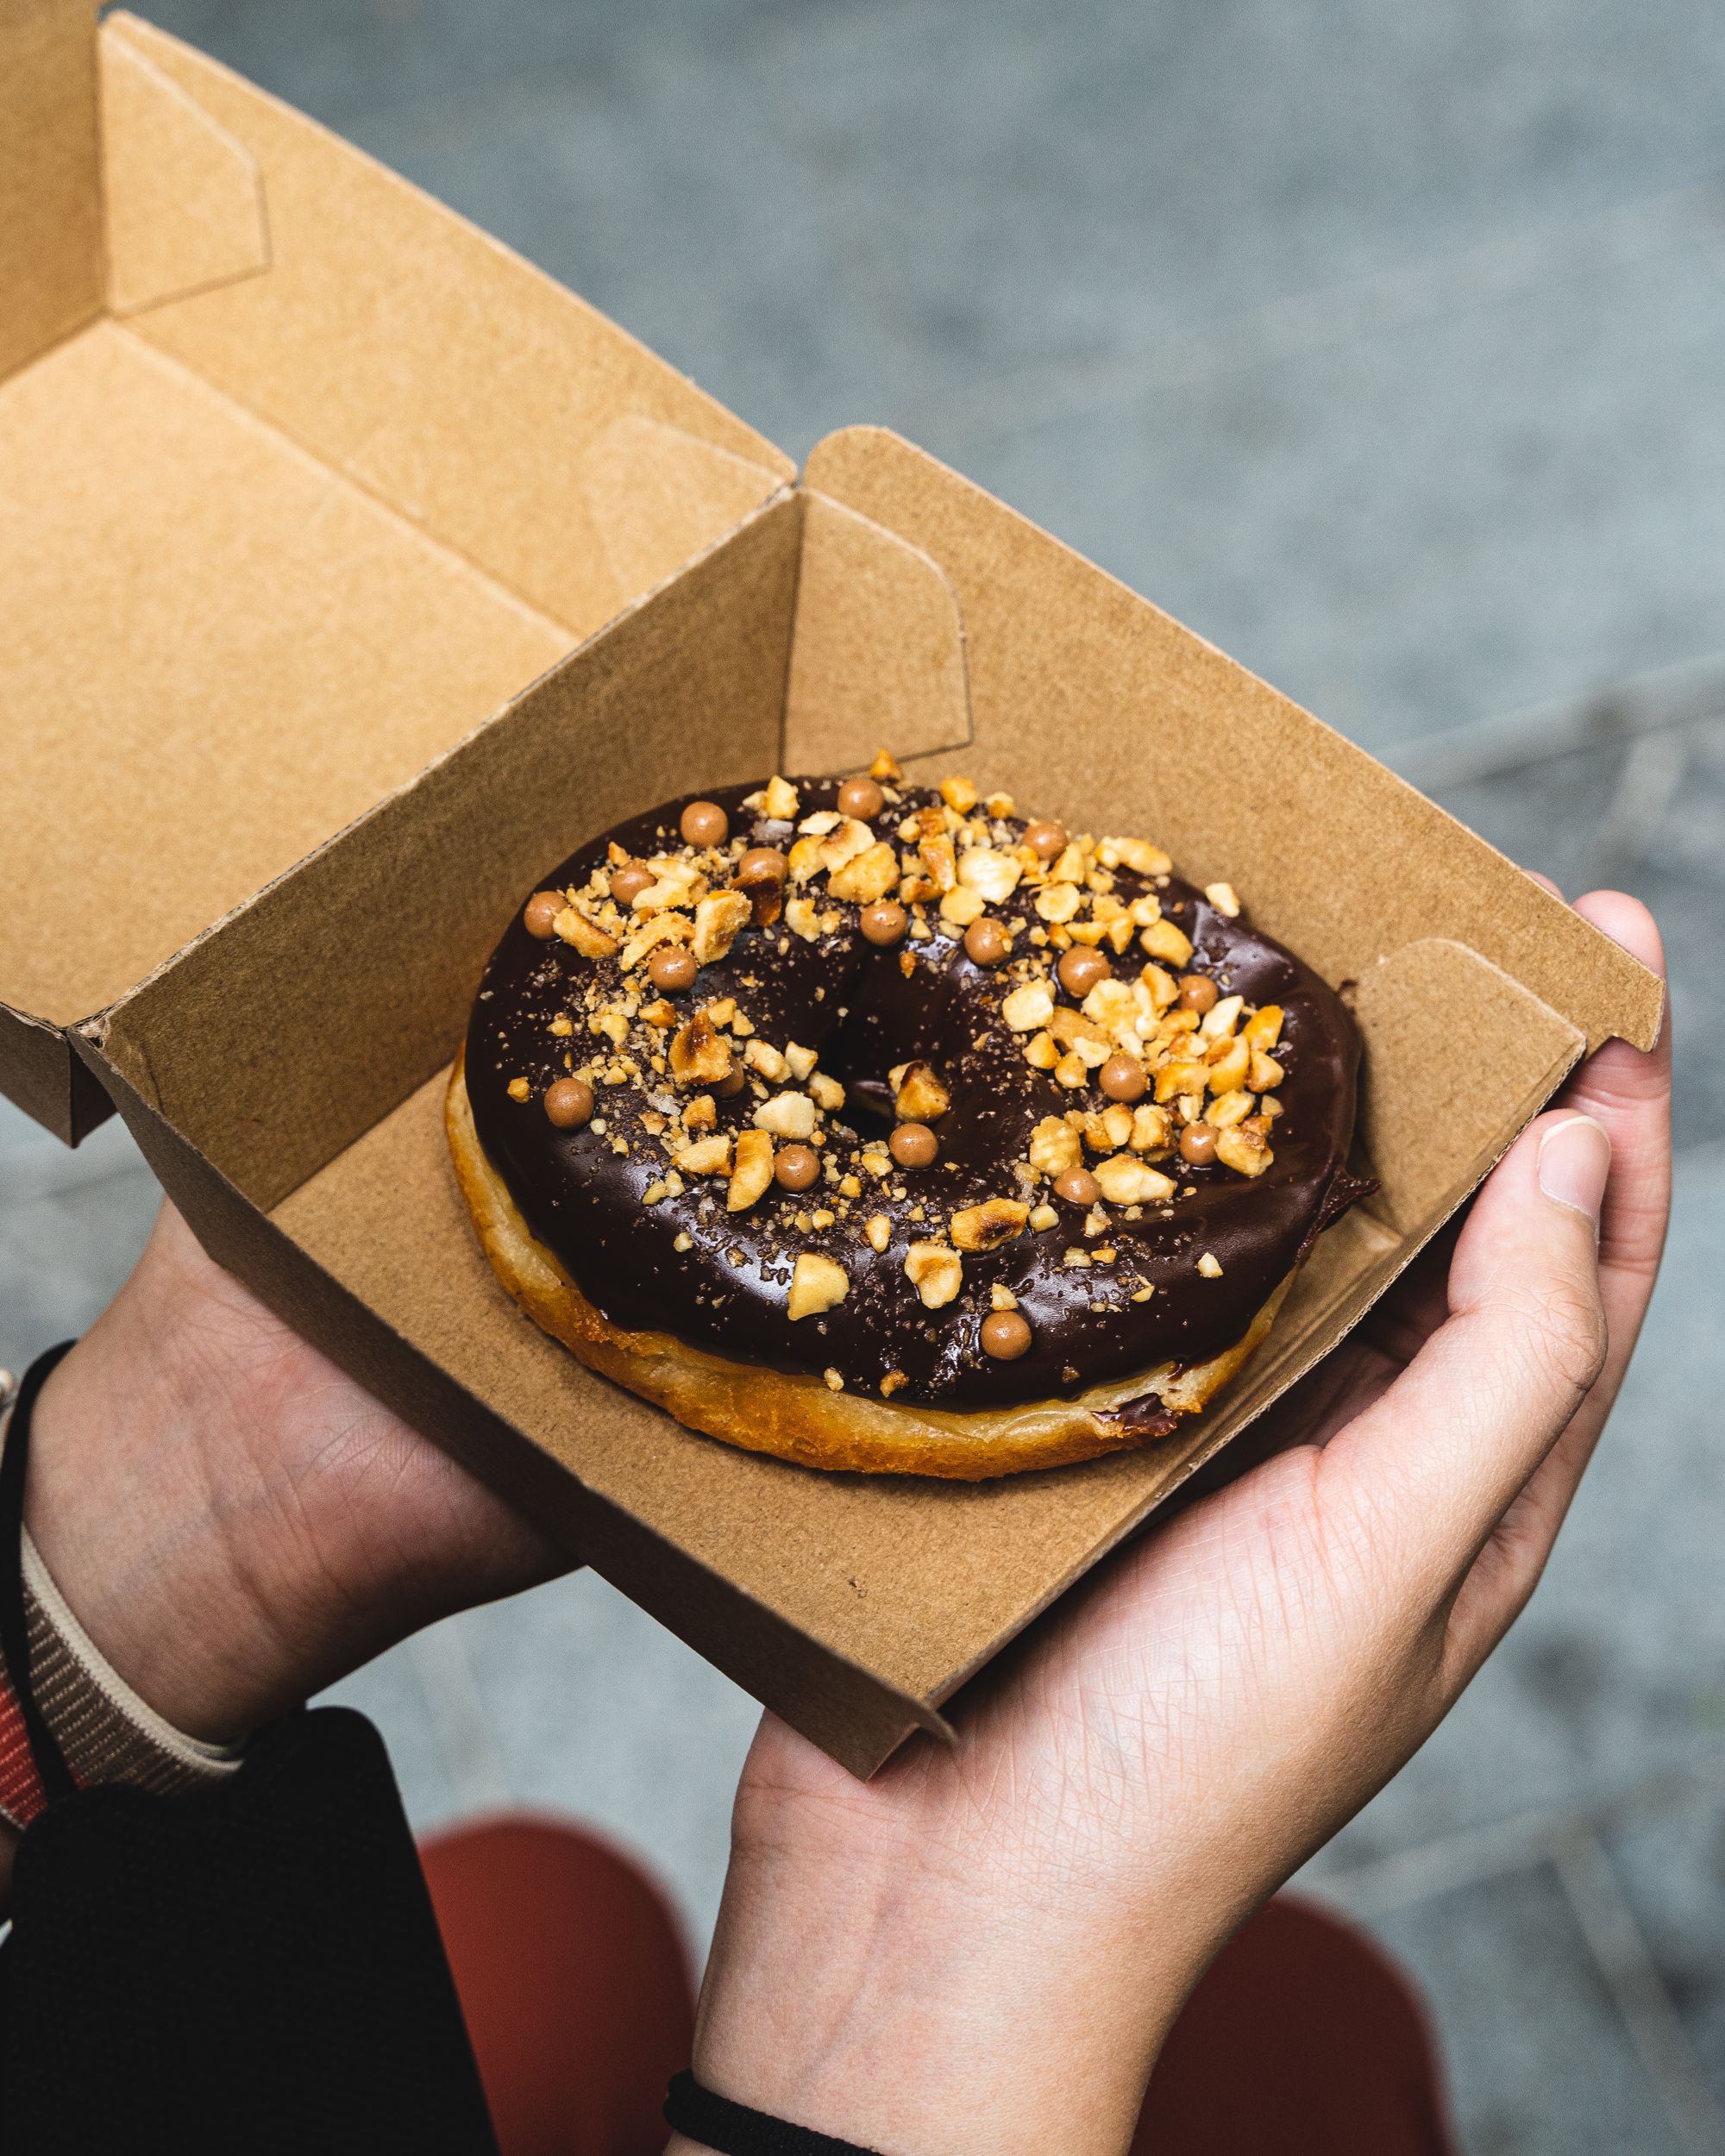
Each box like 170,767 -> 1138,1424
75,434 -> 1660,1775
0,3 -> 792,1145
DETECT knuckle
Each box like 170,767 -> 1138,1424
1515,1277 -> 1609,1400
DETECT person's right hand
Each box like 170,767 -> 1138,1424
677,891 -> 1670,2156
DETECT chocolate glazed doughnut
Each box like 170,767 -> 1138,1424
449,755 -> 1369,1478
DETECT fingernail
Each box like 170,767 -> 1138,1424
1538,1116 -> 1612,1229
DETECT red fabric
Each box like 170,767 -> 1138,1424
419,1814 -> 695,2156
424,1820 -> 1454,2156
0,1678 -> 47,1828
1133,1895 -> 1458,2156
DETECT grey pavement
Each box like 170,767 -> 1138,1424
9,0 -> 1725,2141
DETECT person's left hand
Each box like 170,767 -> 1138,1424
25,1200 -> 570,1745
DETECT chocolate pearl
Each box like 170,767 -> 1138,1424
715,1065 -> 746,1097
1098,1053 -> 1146,1104
1053,1165 -> 1101,1206
1057,946 -> 1112,999
680,799 -> 730,848
1177,973 -> 1220,1014
609,862 -> 654,907
963,918 -> 1010,968
981,1310 -> 1033,1362
775,1143 -> 820,1192
1180,1122 -> 1219,1166
860,900 -> 909,947
889,1121 -> 938,1169
1024,819 -> 1067,861
649,945 -> 698,993
837,776 -> 886,821
737,846 -> 788,885
543,1078 -> 594,1130
523,890 -> 563,939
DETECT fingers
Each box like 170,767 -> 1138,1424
1320,1108 -> 1611,1597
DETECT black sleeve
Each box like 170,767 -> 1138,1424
0,1706 -> 498,2156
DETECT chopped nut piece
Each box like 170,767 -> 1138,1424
919,832 -> 958,891
549,1015 -> 574,1037
880,1369 -> 908,1396
1154,1057 -> 1210,1104
950,1198 -> 1030,1251
938,885 -> 987,929
726,1128 -> 775,1211
743,1039 -> 789,1082
824,1368 -> 845,1391
784,896 -> 823,941
1140,961 -> 1179,1012
894,1062 -> 951,1122
1048,1005 -> 1111,1050
810,1072 -> 846,1112
798,810 -> 842,836
1093,1155 -> 1176,1206
1099,836 -> 1173,876
1054,1051 -> 1088,1088
1025,1030 -> 1059,1069
1034,882 -> 1082,924
692,890 -> 752,966
668,1012 -> 733,1088
1208,1088 -> 1254,1130
1245,1003 -> 1285,1051
830,839 -> 900,903
1206,1037 -> 1251,1094
552,906 -> 618,958
1249,1049 -> 1286,1091
1216,1117 -> 1274,1179
705,997 -> 738,1027
862,1150 -> 892,1179
863,1213 -> 892,1252
1205,881 -> 1241,918
642,1180 -> 668,1206
754,1092 -> 818,1141
507,1077 -> 530,1102
870,748 -> 904,781
905,1241 -> 963,1309
762,774 -> 800,820
1028,1117 -> 1082,1178
1002,981 -> 1056,1032
787,1251 -> 850,1321
989,1283 -> 1020,1312
640,999 -> 679,1029
939,774 -> 979,813
1129,1103 -> 1170,1151
957,847 -> 1021,904
674,1134 -> 734,1176
1140,918 -> 1195,967
1029,1202 -> 1059,1232
784,1041 -> 819,1081
787,836 -> 824,884
1200,994 -> 1245,1040
1197,1251 -> 1224,1277
818,817 -> 876,875
682,1094 -> 717,1132
674,1232 -> 693,1253
1101,1101 -> 1136,1149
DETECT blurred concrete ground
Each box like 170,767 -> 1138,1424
6,1 -> 1725,2146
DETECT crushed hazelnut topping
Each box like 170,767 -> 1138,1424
1197,1251 -> 1224,1277
507,1078 -> 530,1102
754,1092 -> 817,1141
787,1252 -> 849,1321
950,1199 -> 1029,1251
726,1129 -> 775,1212
904,1242 -> 963,1309
894,1062 -> 950,1122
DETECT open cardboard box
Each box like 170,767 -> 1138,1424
7,9 -> 1663,1775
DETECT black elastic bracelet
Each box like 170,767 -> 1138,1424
664,2070 -> 888,2155
0,1341 -> 79,1808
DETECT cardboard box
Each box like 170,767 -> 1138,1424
7,8 -> 1662,1776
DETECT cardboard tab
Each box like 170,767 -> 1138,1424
584,416 -> 789,617
0,0 -> 103,380
102,34 -> 270,317
784,493 -> 972,773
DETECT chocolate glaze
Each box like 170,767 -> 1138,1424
466,778 -> 1364,1409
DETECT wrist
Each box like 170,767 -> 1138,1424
692,1841 -> 1180,2156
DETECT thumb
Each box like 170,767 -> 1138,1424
1321,1111 -> 1610,1595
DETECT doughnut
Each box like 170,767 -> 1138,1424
449,754 -> 1367,1478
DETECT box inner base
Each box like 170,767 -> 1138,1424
272,1065 -> 1400,1704
1,321 -> 574,1027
